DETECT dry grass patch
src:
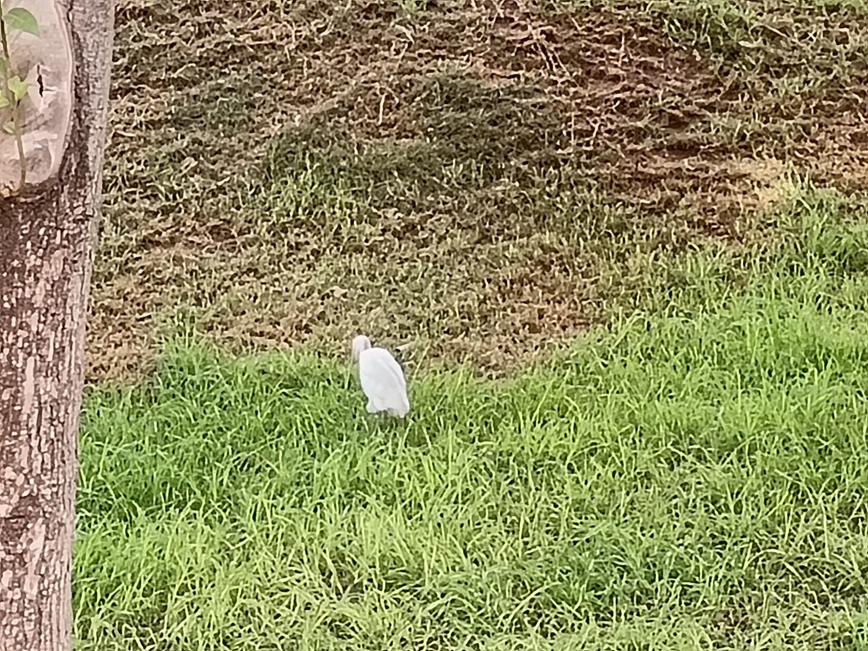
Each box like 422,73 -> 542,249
92,0 -> 868,382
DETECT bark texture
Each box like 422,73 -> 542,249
0,1 -> 113,650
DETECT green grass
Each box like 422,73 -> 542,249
75,195 -> 868,649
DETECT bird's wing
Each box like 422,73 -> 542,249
358,348 -> 409,412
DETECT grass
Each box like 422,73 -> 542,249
75,195 -> 868,649
82,0 -> 868,645
90,0 -> 868,383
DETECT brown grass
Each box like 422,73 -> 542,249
90,0 -> 868,382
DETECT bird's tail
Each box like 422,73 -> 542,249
390,395 -> 410,418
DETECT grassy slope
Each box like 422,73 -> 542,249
92,0 -> 868,382
76,195 -> 868,650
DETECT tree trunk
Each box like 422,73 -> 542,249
0,1 -> 113,650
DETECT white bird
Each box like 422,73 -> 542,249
351,335 -> 410,418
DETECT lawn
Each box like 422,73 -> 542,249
80,0 -> 868,647
75,196 -> 868,649
93,0 -> 868,382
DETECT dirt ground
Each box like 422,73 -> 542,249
90,0 -> 868,383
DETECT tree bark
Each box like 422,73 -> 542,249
0,1 -> 113,650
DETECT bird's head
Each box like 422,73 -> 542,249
351,335 -> 372,362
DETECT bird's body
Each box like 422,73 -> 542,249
351,335 -> 410,418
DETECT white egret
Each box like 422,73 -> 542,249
351,335 -> 410,418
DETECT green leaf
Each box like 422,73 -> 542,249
0,92 -> 8,109
7,75 -> 27,102
4,7 -> 39,36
